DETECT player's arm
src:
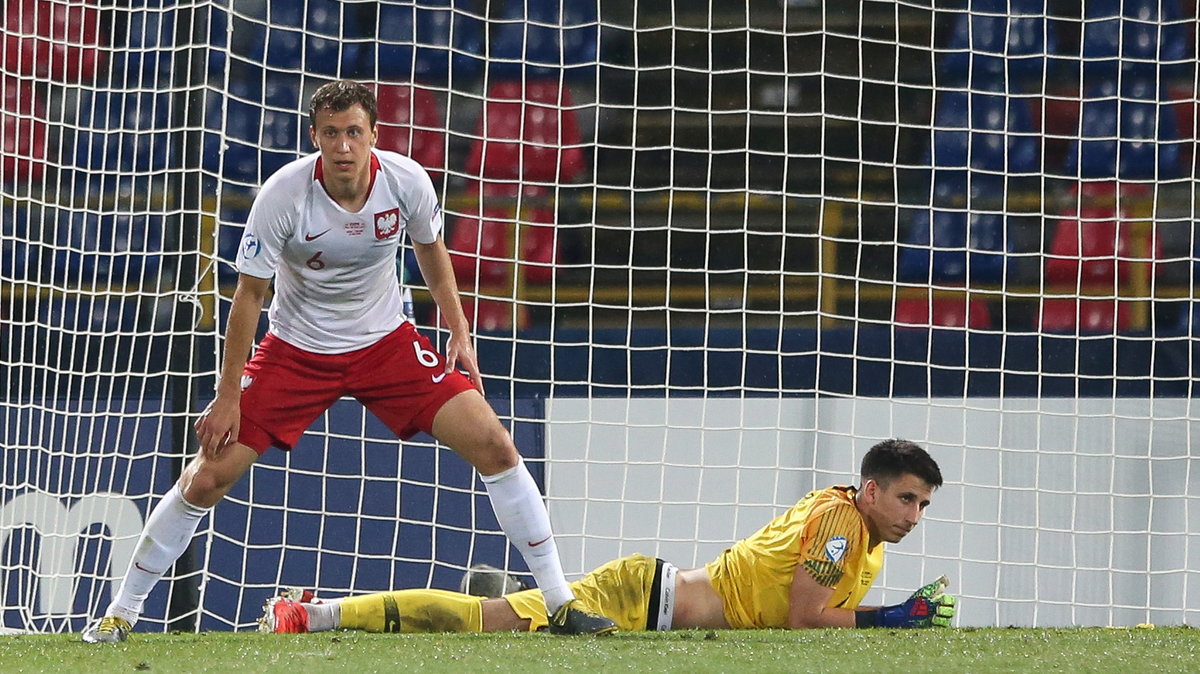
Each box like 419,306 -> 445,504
787,564 -> 857,628
411,236 -> 483,392
194,273 -> 270,456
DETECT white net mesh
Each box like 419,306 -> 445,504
1,0 -> 1197,632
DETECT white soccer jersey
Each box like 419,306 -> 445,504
236,150 -> 443,354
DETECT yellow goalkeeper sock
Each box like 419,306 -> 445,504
338,589 -> 484,634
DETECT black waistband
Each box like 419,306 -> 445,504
645,558 -> 666,631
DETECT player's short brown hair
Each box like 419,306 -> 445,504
309,80 -> 377,128
861,439 -> 943,489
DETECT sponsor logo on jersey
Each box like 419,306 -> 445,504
304,229 -> 330,241
825,535 -> 848,563
374,208 -> 400,239
344,221 -> 365,236
240,375 -> 254,391
241,233 -> 261,259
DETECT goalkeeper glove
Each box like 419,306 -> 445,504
857,575 -> 956,628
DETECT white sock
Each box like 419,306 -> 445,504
304,601 -> 341,632
480,459 -> 574,613
105,484 -> 210,625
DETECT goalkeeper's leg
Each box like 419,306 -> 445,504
306,590 -> 492,633
266,589 -> 537,634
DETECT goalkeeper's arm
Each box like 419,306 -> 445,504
788,568 -> 956,629
854,576 -> 957,629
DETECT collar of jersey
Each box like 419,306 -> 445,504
313,151 -> 381,204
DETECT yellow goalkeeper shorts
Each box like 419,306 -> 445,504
503,553 -> 678,632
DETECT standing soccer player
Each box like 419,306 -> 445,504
82,80 -> 616,642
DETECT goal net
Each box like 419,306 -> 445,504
2,0 -> 1197,632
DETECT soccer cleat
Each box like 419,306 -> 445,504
258,595 -> 310,634
547,599 -> 618,636
81,616 -> 132,643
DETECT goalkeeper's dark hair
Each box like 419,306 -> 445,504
860,439 -> 942,489
309,80 -> 378,128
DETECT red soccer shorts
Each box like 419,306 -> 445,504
235,322 -> 477,454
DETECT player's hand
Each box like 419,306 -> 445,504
194,394 -> 241,458
445,329 -> 484,393
876,576 -> 956,628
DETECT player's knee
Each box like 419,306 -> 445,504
179,464 -> 235,508
471,428 -> 520,475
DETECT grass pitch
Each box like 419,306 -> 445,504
1,627 -> 1196,673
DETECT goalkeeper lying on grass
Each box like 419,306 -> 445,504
262,439 -> 956,634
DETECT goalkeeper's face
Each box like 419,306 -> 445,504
309,104 -> 378,186
862,473 -> 935,544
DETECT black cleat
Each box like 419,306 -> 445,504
547,599 -> 618,636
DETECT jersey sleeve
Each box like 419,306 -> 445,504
399,162 -> 443,245
797,503 -> 865,589
236,174 -> 298,279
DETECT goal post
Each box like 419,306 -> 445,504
2,0 -> 1198,633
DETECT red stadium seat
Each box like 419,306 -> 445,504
519,205 -> 558,285
1045,207 -> 1161,287
448,211 -> 512,288
451,298 -> 518,332
1,76 -> 46,183
894,297 -> 991,329
2,0 -> 105,83
374,83 -> 446,179
1040,298 -> 1131,332
464,80 -> 584,184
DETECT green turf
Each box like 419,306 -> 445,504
1,627 -> 1196,673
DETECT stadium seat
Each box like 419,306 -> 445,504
519,206 -> 558,286
1040,298 -> 1132,333
465,81 -> 585,184
487,0 -> 599,81
1,76 -> 46,184
1169,84 -> 1197,175
72,90 -> 174,182
894,296 -> 992,329
448,211 -> 513,289
939,0 -> 1058,89
1044,208 -> 1128,286
453,298 -> 519,332
928,86 -> 1039,202
1081,0 -> 1190,83
1062,78 -> 1182,181
898,182 -> 1010,284
373,0 -> 484,83
374,84 -> 445,179
2,0 -> 106,83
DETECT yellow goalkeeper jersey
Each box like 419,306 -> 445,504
705,485 -> 883,628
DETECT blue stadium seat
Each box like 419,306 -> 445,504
1062,77 -> 1182,180
939,0 -> 1058,89
50,211 -> 164,286
117,8 -> 174,87
898,203 -> 1010,284
37,295 -> 142,334
373,1 -> 484,84
488,0 -> 599,81
1081,0 -> 1190,83
205,96 -> 299,184
927,86 -> 1039,201
228,0 -> 368,78
71,90 -> 172,193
